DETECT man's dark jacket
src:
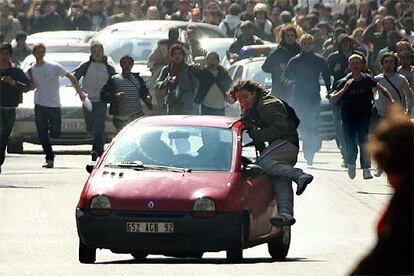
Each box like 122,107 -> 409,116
193,65 -> 232,104
243,92 -> 299,150
229,35 -> 264,55
262,41 -> 301,97
0,66 -> 30,108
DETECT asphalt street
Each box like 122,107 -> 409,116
0,141 -> 392,276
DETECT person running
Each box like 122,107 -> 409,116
27,43 -> 86,168
329,54 -> 394,180
0,42 -> 30,174
229,80 -> 313,227
74,41 -> 116,161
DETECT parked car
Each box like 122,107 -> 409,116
21,31 -> 95,48
7,53 -> 117,153
76,115 -> 291,263
227,55 -> 336,140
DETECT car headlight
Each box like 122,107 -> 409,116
89,195 -> 112,216
193,197 -> 215,218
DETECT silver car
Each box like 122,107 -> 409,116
8,52 -> 117,153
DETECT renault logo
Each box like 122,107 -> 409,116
148,201 -> 155,209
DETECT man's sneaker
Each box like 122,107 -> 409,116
363,169 -> 373,180
91,151 -> 99,161
270,214 -> 296,227
348,164 -> 356,179
374,168 -> 383,177
296,173 -> 313,195
42,160 -> 54,168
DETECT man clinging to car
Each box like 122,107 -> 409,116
229,80 -> 313,227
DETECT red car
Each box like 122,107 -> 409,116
76,116 -> 291,263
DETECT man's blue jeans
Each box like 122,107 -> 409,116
34,105 -> 61,161
83,101 -> 107,156
256,141 -> 304,218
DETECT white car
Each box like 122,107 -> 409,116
8,53 -> 117,153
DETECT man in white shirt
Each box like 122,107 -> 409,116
374,53 -> 413,118
28,43 -> 85,168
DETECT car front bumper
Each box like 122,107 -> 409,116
76,209 -> 242,253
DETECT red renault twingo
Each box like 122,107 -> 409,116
76,115 -> 291,263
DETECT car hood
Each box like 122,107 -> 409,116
19,87 -> 82,108
87,169 -> 234,211
115,64 -> 151,77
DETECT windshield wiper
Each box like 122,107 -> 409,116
104,160 -> 192,173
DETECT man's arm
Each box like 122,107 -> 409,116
402,78 -> 414,112
65,72 -> 86,101
320,57 -> 332,91
329,79 -> 352,104
375,82 -> 395,103
281,58 -> 296,87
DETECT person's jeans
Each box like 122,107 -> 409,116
83,101 -> 107,156
333,104 -> 348,162
0,108 -> 16,166
295,102 -> 322,163
34,105 -> 61,161
200,105 -> 225,116
256,141 -> 303,217
342,111 -> 371,169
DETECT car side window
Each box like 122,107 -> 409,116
228,66 -> 236,79
241,130 -> 257,166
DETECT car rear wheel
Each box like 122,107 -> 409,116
267,226 -> 291,260
7,140 -> 23,154
131,252 -> 148,262
226,220 -> 246,262
79,240 -> 96,264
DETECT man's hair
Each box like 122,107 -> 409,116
0,42 -> 13,55
368,104 -> 413,179
228,3 -> 241,15
228,80 -> 266,101
15,32 -> 27,41
300,34 -> 314,44
348,54 -> 364,63
120,55 -> 134,63
381,52 -> 399,71
90,41 -> 104,51
280,25 -> 297,41
32,43 -> 46,53
169,43 -> 187,58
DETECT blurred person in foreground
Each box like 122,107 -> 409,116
229,80 -> 313,227
350,104 -> 413,275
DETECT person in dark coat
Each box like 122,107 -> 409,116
228,20 -> 264,57
64,3 -> 92,31
262,25 -> 301,103
31,0 -> 63,33
229,80 -> 313,227
0,42 -> 30,174
351,104 -> 413,275
283,34 -> 331,165
192,52 -> 233,115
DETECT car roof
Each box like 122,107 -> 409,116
229,56 -> 267,67
28,31 -> 96,39
135,115 -> 240,129
104,20 -> 222,32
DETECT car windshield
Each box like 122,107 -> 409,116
245,61 -> 272,87
105,36 -> 159,64
104,125 -> 234,171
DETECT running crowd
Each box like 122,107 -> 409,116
1,0 -> 414,179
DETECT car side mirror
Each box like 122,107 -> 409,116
86,163 -> 95,174
242,164 -> 263,179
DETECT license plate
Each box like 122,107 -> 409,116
126,222 -> 174,233
62,120 -> 85,130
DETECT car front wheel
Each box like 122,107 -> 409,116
7,140 -> 23,154
267,226 -> 291,260
226,220 -> 246,262
79,240 -> 96,264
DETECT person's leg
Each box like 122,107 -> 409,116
35,105 -> 54,162
0,108 -> 16,168
270,175 -> 295,222
91,102 -> 107,156
333,104 -> 348,165
113,117 -> 126,133
342,114 -> 358,178
307,103 -> 322,163
82,105 -> 94,133
357,112 -> 372,170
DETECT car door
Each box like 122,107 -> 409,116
240,130 -> 276,239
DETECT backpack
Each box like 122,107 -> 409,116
279,99 -> 300,129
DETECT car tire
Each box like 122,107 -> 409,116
7,140 -> 23,154
267,226 -> 291,260
131,252 -> 148,262
79,240 -> 96,264
226,220 -> 246,262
